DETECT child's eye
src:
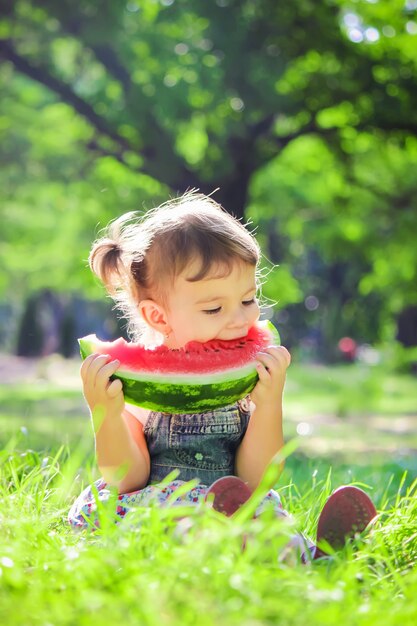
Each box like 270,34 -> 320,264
242,298 -> 256,306
203,307 -> 222,315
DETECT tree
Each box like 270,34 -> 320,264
2,0 -> 417,216
1,0 -> 417,351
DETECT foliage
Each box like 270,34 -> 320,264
248,132 -> 417,350
0,0 -> 417,350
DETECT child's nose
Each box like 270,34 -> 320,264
228,308 -> 247,328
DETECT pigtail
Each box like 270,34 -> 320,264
88,213 -> 155,342
89,238 -> 126,295
89,211 -> 140,294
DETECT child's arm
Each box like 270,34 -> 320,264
234,345 -> 291,492
81,354 -> 150,494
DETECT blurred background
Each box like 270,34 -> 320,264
0,0 -> 416,481
0,0 -> 416,369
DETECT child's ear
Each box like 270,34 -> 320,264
138,299 -> 171,336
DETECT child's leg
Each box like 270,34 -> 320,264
68,478 -> 110,529
68,478 -> 210,530
204,476 -> 311,559
204,477 -> 377,562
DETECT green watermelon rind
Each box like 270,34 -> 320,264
118,370 -> 259,413
78,320 -> 280,414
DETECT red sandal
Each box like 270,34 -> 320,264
205,475 -> 252,517
311,485 -> 377,559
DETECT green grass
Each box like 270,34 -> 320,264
1,443 -> 417,626
286,362 -> 417,417
0,362 -> 416,625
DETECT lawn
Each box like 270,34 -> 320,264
0,358 -> 416,625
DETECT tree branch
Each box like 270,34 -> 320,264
0,38 -> 133,153
89,43 -> 132,93
61,16 -> 132,94
0,37 -> 200,190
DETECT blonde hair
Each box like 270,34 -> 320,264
89,191 -> 261,342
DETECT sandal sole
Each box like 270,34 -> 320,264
205,476 -> 252,517
316,485 -> 377,551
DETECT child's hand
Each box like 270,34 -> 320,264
250,345 -> 291,409
80,354 -> 125,422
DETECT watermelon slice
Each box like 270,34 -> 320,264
78,320 -> 279,414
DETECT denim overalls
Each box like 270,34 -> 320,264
143,397 -> 251,485
67,395 -> 288,529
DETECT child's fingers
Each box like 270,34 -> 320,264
255,350 -> 290,383
273,346 -> 291,368
80,353 -> 98,379
80,353 -> 110,382
95,360 -> 120,388
261,346 -> 291,368
256,351 -> 280,371
107,378 -> 123,398
256,361 -> 270,382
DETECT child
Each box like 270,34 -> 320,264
69,192 -> 376,558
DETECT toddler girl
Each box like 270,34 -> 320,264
69,192 -> 376,558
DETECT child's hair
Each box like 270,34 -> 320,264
89,191 -> 261,343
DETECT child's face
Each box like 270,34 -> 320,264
164,260 -> 260,348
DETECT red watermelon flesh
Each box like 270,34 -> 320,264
79,320 -> 278,375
